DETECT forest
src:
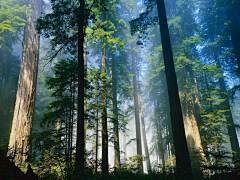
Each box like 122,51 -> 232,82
1,0 -> 240,179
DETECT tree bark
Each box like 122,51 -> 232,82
8,0 -> 43,165
101,10 -> 108,174
131,43 -> 143,173
156,0 -> 192,175
75,0 -> 85,175
178,66 -> 203,177
112,54 -> 120,170
95,98 -> 99,173
84,42 -> 87,150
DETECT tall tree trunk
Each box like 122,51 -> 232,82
157,120 -> 165,171
213,48 -> 240,160
84,42 -> 87,150
131,43 -> 143,173
8,0 -> 43,165
112,54 -> 120,170
75,0 -> 85,175
139,91 -> 151,171
95,98 -> 99,173
101,10 -> 108,174
156,0 -> 192,175
154,99 -> 165,171
189,68 -> 210,163
177,65 -> 204,177
189,69 -> 205,139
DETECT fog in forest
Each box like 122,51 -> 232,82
1,0 -> 240,179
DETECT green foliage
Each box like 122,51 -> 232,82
36,0 -> 126,61
121,155 -> 145,172
198,64 -> 230,159
0,0 -> 31,36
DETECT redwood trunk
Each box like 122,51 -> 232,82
75,0 -> 85,175
156,0 -> 192,175
101,10 -> 108,174
8,0 -> 43,165
177,66 -> 204,177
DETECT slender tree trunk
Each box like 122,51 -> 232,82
131,43 -> 143,173
8,0 -> 43,165
154,99 -> 165,171
156,0 -> 192,175
84,42 -> 87,150
157,120 -> 165,171
56,119 -> 61,154
139,91 -> 151,171
112,54 -> 120,170
75,0 -> 85,175
101,10 -> 108,174
213,48 -> 240,160
95,98 -> 99,173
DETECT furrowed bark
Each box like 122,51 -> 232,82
8,0 -> 43,165
101,10 -> 109,174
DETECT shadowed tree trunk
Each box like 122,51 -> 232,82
84,42 -> 87,150
131,43 -> 143,173
156,0 -> 192,175
8,0 -> 43,165
112,53 -> 120,170
75,0 -> 85,175
95,98 -> 99,173
101,10 -> 109,174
